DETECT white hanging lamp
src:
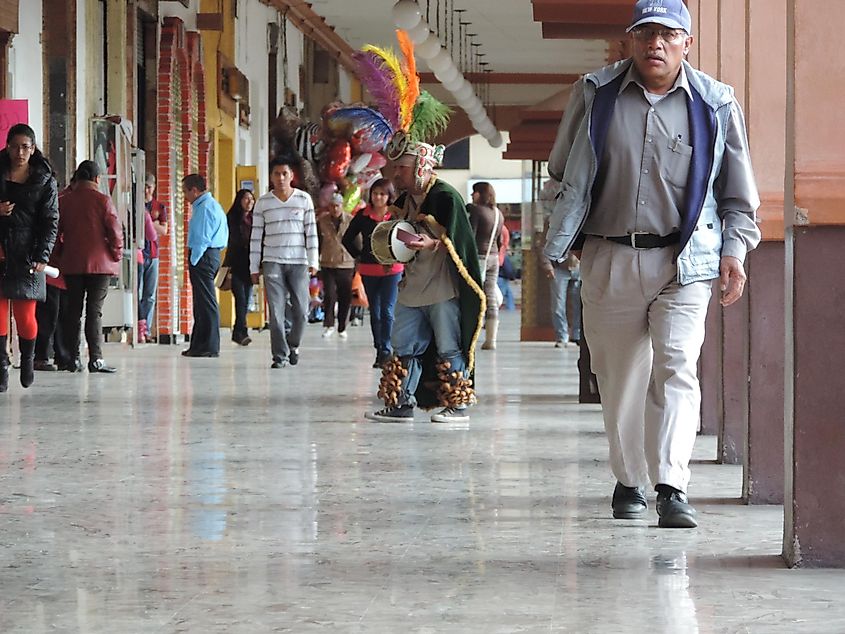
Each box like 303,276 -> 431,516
391,0 -> 502,148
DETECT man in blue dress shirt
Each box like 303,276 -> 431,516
182,173 -> 228,357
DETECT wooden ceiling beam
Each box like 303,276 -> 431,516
260,0 -> 358,74
542,23 -> 628,40
531,0 -> 631,24
418,72 -> 582,85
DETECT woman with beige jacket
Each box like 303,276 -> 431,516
317,194 -> 355,338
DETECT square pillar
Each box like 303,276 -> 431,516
699,291 -> 722,437
719,289 -> 748,466
744,242 -> 785,504
784,0 -> 845,567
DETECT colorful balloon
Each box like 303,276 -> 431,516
349,153 -> 372,174
367,153 -> 387,170
294,123 -> 325,162
323,140 -> 351,183
342,185 -> 362,213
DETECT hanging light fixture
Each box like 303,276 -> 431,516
391,0 -> 502,148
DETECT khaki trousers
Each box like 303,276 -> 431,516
580,236 -> 712,492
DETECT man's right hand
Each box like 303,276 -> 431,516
251,273 -> 260,285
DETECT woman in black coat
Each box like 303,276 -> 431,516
0,123 -> 59,392
222,189 -> 255,346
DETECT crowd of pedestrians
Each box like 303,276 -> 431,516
0,126 -> 525,392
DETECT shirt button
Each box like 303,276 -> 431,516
650,107 -> 655,113
643,169 -> 649,174
640,200 -> 646,205
648,138 -> 653,143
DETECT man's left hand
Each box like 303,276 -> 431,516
719,256 -> 746,307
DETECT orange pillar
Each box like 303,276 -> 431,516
784,0 -> 845,567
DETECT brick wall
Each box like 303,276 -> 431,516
156,17 -> 208,341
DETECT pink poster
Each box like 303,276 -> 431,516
0,100 -> 29,145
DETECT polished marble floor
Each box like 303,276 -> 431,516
1,311 -> 844,633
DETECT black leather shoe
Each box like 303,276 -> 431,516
656,485 -> 698,528
288,349 -> 299,366
181,349 -> 219,358
612,482 -> 647,519
88,359 -> 117,373
58,359 -> 83,372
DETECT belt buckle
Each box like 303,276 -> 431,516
629,231 -> 649,249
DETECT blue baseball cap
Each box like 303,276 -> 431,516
627,0 -> 692,34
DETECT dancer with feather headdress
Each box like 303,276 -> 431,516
358,31 -> 485,424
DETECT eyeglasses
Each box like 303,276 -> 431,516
631,27 -> 688,44
7,143 -> 34,153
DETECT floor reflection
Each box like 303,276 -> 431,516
1,314 -> 843,632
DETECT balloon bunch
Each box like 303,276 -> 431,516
269,106 -> 322,200
270,101 -> 393,214
267,29 -> 450,215
317,105 -> 393,213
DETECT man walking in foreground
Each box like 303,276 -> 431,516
544,0 -> 761,528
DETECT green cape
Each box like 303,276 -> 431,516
394,178 -> 485,409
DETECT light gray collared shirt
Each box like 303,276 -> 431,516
584,64 -> 693,238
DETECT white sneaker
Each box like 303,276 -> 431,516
338,330 -> 348,339
430,406 -> 470,423
322,327 -> 335,338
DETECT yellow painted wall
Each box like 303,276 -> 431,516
199,0 -> 236,204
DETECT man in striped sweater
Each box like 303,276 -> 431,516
250,157 -> 318,368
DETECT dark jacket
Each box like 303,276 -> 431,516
55,182 -> 123,275
222,206 -> 252,282
0,150 -> 59,300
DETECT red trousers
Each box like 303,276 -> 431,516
0,297 -> 38,339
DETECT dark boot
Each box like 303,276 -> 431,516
19,337 -> 36,388
0,335 -> 8,393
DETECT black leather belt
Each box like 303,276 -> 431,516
603,232 -> 681,249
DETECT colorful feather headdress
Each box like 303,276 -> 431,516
354,29 -> 451,167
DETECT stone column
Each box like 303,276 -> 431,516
42,0 -> 77,184
743,1 -> 787,505
715,0 -> 750,468
745,241 -> 784,504
699,293 -> 722,437
784,0 -> 845,568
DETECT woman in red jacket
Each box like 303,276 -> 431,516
54,160 -> 123,373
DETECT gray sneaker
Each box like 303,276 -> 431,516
430,406 -> 469,423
